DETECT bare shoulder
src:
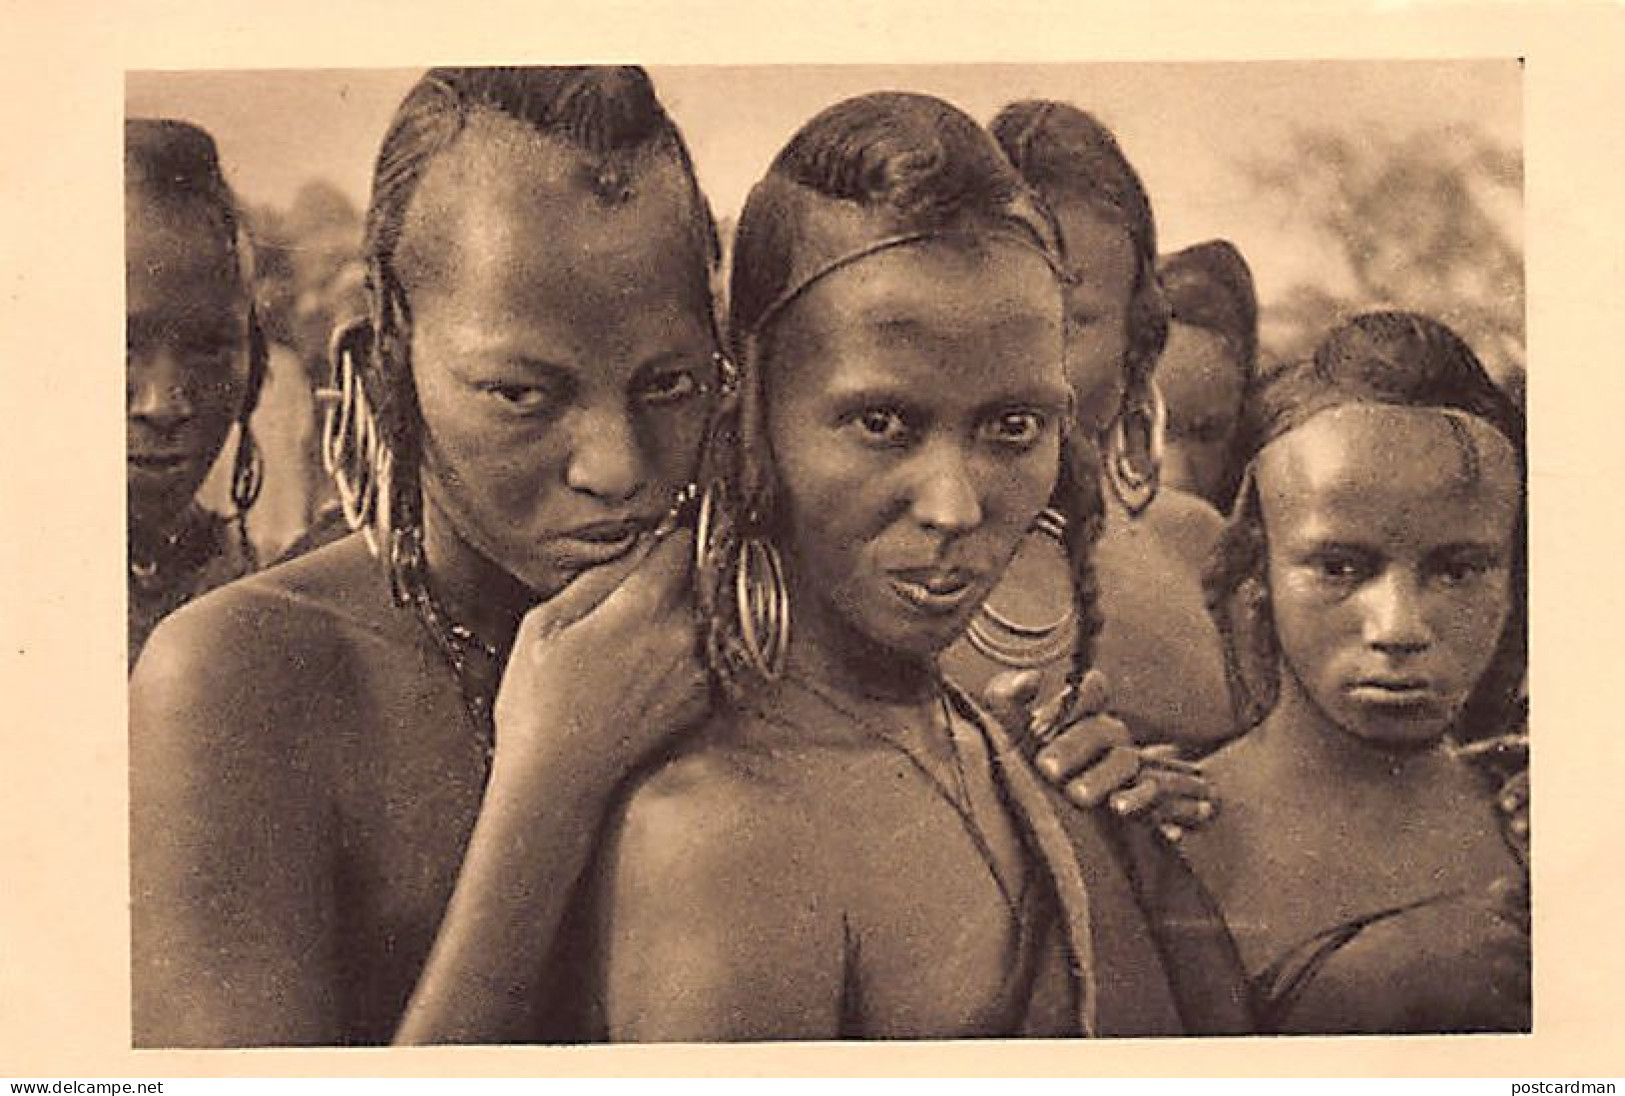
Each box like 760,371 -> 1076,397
130,533 -> 390,776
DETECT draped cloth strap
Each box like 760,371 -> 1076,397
943,681 -> 1099,1037
948,680 -> 1256,1037
1250,888 -> 1467,1034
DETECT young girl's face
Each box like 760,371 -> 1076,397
126,196 -> 251,530
402,115 -> 719,599
1256,402 -> 1521,746
765,240 -> 1069,661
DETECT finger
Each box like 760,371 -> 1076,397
1036,716 -> 1133,782
1107,777 -> 1161,817
1499,770 -> 1529,813
1139,744 -> 1205,777
1072,668 -> 1111,717
981,670 -> 1044,734
519,534 -> 664,639
1129,769 -> 1213,805
1150,795 -> 1219,830
1158,823 -> 1185,844
1061,744 -> 1141,809
560,528 -> 697,636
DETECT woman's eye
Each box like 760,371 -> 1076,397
982,410 -> 1047,448
851,408 -> 912,446
1431,550 -> 1501,587
1307,552 -> 1371,584
637,369 -> 699,407
485,383 -> 554,413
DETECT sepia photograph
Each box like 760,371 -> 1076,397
2,0 -> 1622,1081
123,61 -> 1527,1046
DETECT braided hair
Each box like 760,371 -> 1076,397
712,91 -> 1104,701
1204,311 -> 1527,740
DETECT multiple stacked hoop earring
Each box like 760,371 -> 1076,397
1104,380 -> 1167,517
695,477 -> 791,688
319,326 -> 394,557
964,508 -> 1077,668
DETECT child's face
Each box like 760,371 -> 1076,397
765,239 -> 1069,662
402,115 -> 719,599
1256,403 -> 1521,746
126,197 -> 250,530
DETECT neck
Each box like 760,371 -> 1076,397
1255,667 -> 1454,792
419,492 -> 534,653
130,501 -> 200,563
781,574 -> 941,713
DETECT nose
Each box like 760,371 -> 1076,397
127,349 -> 196,428
563,399 -> 648,505
908,441 -> 983,535
1361,568 -> 1432,655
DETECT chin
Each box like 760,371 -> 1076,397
1340,708 -> 1458,752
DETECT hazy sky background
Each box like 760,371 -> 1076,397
127,62 -> 1521,312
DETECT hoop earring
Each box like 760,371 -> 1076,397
696,479 -> 790,685
964,508 -> 1077,668
736,536 -> 791,680
1104,380 -> 1166,517
321,328 -> 390,557
230,423 -> 264,515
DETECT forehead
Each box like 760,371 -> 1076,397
397,112 -> 709,311
1158,321 -> 1245,417
126,197 -> 243,324
1050,199 -> 1136,302
768,240 -> 1064,394
1256,403 -> 1521,545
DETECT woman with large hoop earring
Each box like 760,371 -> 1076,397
592,92 -> 1252,1042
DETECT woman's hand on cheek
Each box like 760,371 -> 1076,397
492,527 -> 711,795
983,668 -> 1219,841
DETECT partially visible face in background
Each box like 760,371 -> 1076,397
1051,199 -> 1136,438
1158,320 -> 1246,509
126,193 -> 251,533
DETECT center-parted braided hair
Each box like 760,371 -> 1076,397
1204,311 -> 1527,740
709,90 -> 1105,700
337,66 -> 720,607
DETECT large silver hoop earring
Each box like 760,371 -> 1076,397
964,508 -> 1077,668
697,478 -> 790,684
1104,381 -> 1166,517
736,536 -> 791,680
320,326 -> 391,557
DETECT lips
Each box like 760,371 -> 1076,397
127,451 -> 197,475
549,517 -> 657,570
886,566 -> 982,617
1345,678 -> 1448,717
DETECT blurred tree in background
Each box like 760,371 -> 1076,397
1247,125 -> 1524,397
